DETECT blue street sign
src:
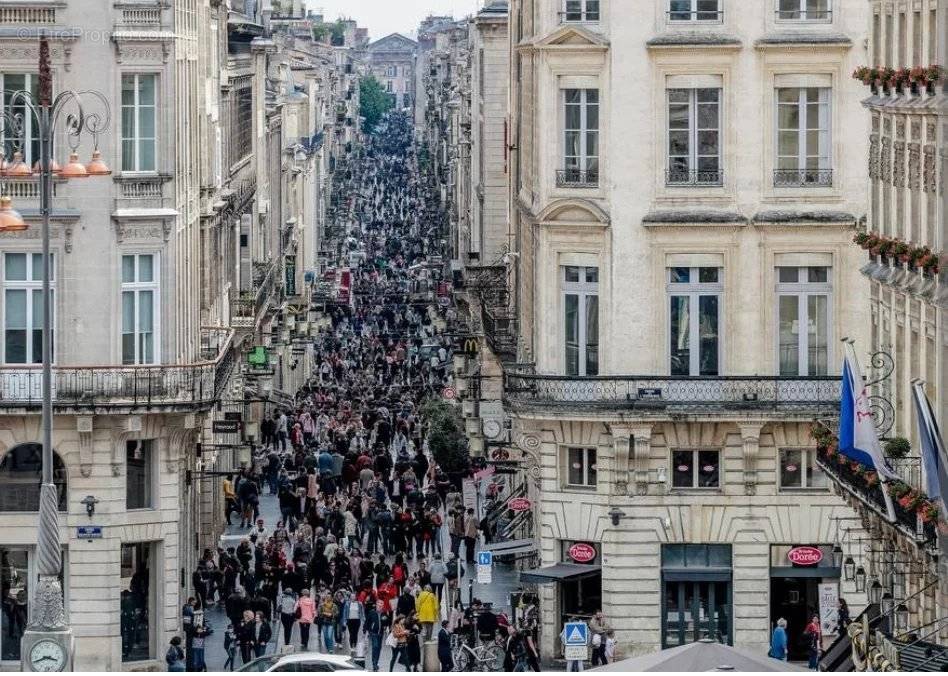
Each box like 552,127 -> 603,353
477,551 -> 493,567
564,621 -> 589,646
76,526 -> 103,540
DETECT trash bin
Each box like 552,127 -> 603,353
423,639 -> 440,672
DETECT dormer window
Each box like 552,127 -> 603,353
669,0 -> 722,22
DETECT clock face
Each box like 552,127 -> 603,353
30,639 -> 66,672
482,419 -> 501,439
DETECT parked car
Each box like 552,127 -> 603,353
237,651 -> 365,672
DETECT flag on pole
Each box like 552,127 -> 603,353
838,346 -> 897,521
911,382 -> 948,514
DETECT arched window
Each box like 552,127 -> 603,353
0,443 -> 67,512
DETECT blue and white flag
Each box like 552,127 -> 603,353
838,350 -> 898,481
912,382 -> 948,514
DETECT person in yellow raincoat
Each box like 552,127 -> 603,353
416,584 -> 440,639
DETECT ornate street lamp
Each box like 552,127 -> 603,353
854,566 -> 867,592
0,36 -> 110,672
869,580 -> 884,605
894,603 -> 909,633
832,544 -> 843,569
880,591 -> 895,616
843,556 -> 856,581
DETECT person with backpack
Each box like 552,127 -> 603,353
165,636 -> 186,672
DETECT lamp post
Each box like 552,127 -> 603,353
0,36 -> 110,672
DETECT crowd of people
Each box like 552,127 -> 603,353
171,112 -> 539,673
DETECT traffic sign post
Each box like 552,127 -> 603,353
563,621 -> 589,662
476,550 -> 493,584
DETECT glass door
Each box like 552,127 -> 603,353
663,580 -> 731,647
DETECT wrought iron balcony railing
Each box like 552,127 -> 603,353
773,168 -> 834,187
666,169 -> 723,186
556,168 -> 599,188
0,329 -> 235,410
231,261 -> 278,328
505,373 -> 840,413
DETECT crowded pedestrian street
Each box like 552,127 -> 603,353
184,112 -> 536,672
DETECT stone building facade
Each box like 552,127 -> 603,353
366,33 -> 417,111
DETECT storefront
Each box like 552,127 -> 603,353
769,544 -> 841,661
661,544 -> 733,647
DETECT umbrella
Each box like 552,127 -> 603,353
592,639 -> 807,672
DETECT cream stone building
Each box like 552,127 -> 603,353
366,33 -> 417,111
0,0 -> 359,670
494,0 -> 894,661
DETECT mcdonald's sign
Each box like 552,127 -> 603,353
461,337 -> 480,356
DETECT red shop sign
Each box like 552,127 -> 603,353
507,497 -> 532,512
568,542 -> 597,564
787,546 -> 823,566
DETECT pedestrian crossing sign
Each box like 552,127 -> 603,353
565,621 -> 588,646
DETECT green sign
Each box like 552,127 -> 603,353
248,346 -> 269,366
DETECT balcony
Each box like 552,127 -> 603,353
0,3 -> 60,25
0,328 -> 235,411
114,2 -> 163,30
555,168 -> 599,188
506,373 -> 839,415
114,174 -> 172,210
773,168 -> 833,188
231,261 -> 278,328
666,169 -> 723,187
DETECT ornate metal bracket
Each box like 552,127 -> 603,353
864,351 -> 895,387
863,350 -> 896,439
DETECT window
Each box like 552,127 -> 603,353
672,449 -> 721,488
777,0 -> 831,21
776,266 -> 831,375
385,66 -> 396,77
560,88 -> 599,187
122,254 -> 158,365
0,547 -> 66,662
562,0 -> 600,22
1,74 -> 41,164
126,440 -> 153,509
667,88 -> 722,185
668,267 -> 721,376
775,87 -> 831,187
563,266 -> 598,376
669,0 -> 722,21
0,444 -> 66,512
3,253 -> 54,364
121,74 -> 157,172
565,447 -> 597,487
386,80 -> 394,93
778,448 -> 827,489
121,542 -> 153,661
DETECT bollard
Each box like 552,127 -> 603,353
423,639 -> 440,672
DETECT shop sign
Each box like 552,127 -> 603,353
818,582 -> 839,635
567,542 -> 597,564
213,420 -> 241,434
787,546 -> 823,566
76,525 -> 103,540
508,497 -> 532,512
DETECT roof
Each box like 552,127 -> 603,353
478,0 -> 509,16
367,32 -> 417,52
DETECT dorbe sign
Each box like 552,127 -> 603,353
567,542 -> 597,564
787,546 -> 823,566
507,497 -> 532,512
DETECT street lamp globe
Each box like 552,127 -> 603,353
0,196 -> 27,231
6,151 -> 32,177
59,152 -> 89,179
85,150 -> 111,176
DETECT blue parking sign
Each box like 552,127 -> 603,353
477,551 -> 493,567
564,621 -> 588,646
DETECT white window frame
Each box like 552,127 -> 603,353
126,439 -> 156,510
666,87 -> 723,186
2,252 -> 55,365
561,88 -> 599,187
0,73 -> 41,165
775,87 -> 832,187
776,0 -> 832,22
386,80 -> 394,93
562,266 -> 599,377
121,73 -> 157,174
385,66 -> 396,77
564,446 -> 597,488
778,448 -> 828,490
667,267 -> 722,376
668,0 -> 723,22
562,0 -> 600,22
121,253 -> 159,365
775,266 -> 832,376
670,449 -> 722,489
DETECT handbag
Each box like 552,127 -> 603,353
385,631 -> 398,648
295,607 -> 302,620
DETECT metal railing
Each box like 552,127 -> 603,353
0,329 -> 235,409
666,169 -> 723,186
231,261 -> 278,327
773,168 -> 834,187
556,168 -> 599,188
506,373 -> 840,412
889,456 -> 922,491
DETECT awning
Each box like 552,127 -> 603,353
483,538 -> 537,557
519,563 -> 601,584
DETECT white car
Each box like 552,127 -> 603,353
237,651 -> 368,673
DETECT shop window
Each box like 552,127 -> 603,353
0,443 -> 67,511
126,440 -> 154,510
778,448 -> 827,490
564,446 -> 597,488
671,449 -> 720,489
0,547 -> 66,663
121,542 -> 154,662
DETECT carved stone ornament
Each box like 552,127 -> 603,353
77,415 -> 94,478
0,44 -> 71,72
880,137 -> 892,185
907,143 -> 921,191
893,142 -> 906,188
923,145 -> 937,194
114,221 -> 172,243
0,221 -> 74,253
868,133 -> 880,180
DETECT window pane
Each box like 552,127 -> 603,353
126,440 -> 151,509
698,267 -> 718,283
780,448 -> 803,488
670,296 -> 690,376
564,266 -> 581,283
4,253 -> 26,281
778,295 -> 800,376
565,294 -> 579,376
585,295 -> 599,376
122,255 -> 136,284
5,289 -> 26,329
807,295 -> 829,375
587,448 -> 597,486
564,88 -> 581,104
138,76 -> 156,106
139,139 -> 156,172
808,266 -> 828,283
585,89 -> 598,104
697,450 -> 719,488
567,447 -> 584,485
777,88 -> 799,104
584,267 -> 599,283
672,450 -> 693,488
586,104 -> 599,131
670,267 -> 690,284
31,253 -> 51,282
806,451 -> 828,488
778,131 -> 799,157
777,266 -> 799,283
138,291 -> 153,332
669,130 -> 689,156
708,545 -> 731,567
121,75 -> 135,105
669,102 -> 690,130
698,295 -> 718,376
697,102 -> 718,128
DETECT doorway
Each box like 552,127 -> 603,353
663,580 -> 732,647
770,577 -> 819,661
